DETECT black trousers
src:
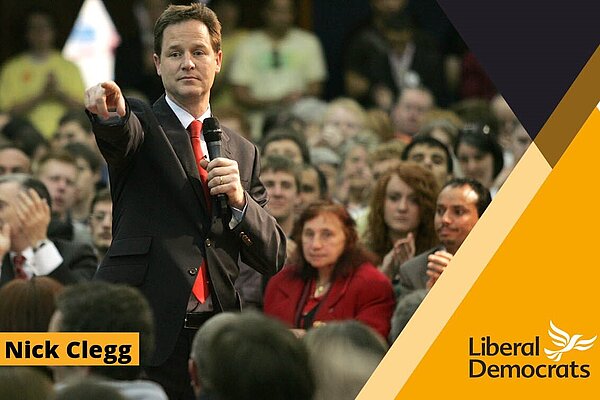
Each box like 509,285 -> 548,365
145,327 -> 197,400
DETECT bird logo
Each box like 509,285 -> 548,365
544,321 -> 596,362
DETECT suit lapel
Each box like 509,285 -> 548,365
152,97 -> 209,213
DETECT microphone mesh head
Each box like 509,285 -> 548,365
203,117 -> 222,143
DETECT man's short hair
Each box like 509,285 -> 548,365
260,128 -> 311,165
441,177 -> 491,217
58,109 -> 93,134
154,3 -> 221,56
34,150 -> 78,173
191,312 -> 314,400
64,142 -> 102,173
54,282 -> 154,380
402,136 -> 453,174
261,155 -> 301,192
90,188 -> 111,214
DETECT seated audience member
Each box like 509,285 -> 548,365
0,276 -> 64,332
261,155 -> 301,238
55,379 -> 126,400
0,276 -> 64,379
64,143 -> 103,223
0,174 -> 96,287
303,321 -> 388,400
53,109 -> 108,187
89,188 -> 112,264
398,178 -> 491,293
367,14 -> 446,111
362,163 -> 439,283
212,105 -> 252,141
309,147 -> 341,200
0,8 -> 85,138
389,288 -> 428,342
401,136 -> 453,188
264,201 -> 395,338
454,124 -> 504,195
229,0 -> 327,135
51,109 -> 96,151
0,143 -> 31,175
369,141 -> 406,182
419,110 -> 463,151
493,122 -> 531,190
298,163 -> 329,213
289,97 -> 328,147
320,98 -> 368,149
391,86 -> 435,143
261,128 -> 310,166
0,367 -> 54,400
189,312 -> 315,400
50,281 -> 168,400
0,116 -> 49,163
335,140 -> 375,220
34,150 -> 92,244
234,155 -> 300,309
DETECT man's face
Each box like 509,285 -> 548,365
456,143 -> 495,189
74,157 -> 98,203
299,168 -> 321,208
154,20 -> 222,111
90,201 -> 112,252
264,0 -> 294,35
262,170 -> 298,221
0,149 -> 31,175
37,160 -> 78,218
434,185 -> 480,254
52,121 -> 90,150
406,144 -> 450,188
392,89 -> 433,136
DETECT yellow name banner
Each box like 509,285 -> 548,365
0,333 -> 139,366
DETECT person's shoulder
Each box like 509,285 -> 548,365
354,262 -> 392,284
288,28 -> 321,43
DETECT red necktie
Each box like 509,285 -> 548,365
13,254 -> 27,280
188,120 -> 210,303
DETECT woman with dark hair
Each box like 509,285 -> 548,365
363,162 -> 439,282
454,124 -> 504,193
264,201 -> 395,338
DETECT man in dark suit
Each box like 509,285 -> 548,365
398,178 -> 491,294
0,174 -> 97,287
84,4 -> 286,399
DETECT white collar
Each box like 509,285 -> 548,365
165,95 -> 212,130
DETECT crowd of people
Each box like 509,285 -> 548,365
0,1 -> 532,399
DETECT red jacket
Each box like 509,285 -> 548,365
264,262 -> 395,338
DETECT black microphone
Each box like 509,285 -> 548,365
203,117 -> 229,215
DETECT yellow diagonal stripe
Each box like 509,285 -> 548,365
357,140 -> 551,399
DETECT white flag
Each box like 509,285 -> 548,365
62,0 -> 121,88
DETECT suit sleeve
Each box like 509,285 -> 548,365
232,144 -> 287,276
88,98 -> 145,170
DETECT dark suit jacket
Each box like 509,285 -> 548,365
263,263 -> 395,338
397,245 -> 444,293
91,96 -> 286,365
0,239 -> 97,287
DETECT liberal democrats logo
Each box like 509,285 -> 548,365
544,320 -> 596,362
468,321 -> 596,379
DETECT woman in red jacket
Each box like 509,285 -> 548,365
264,201 -> 395,339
